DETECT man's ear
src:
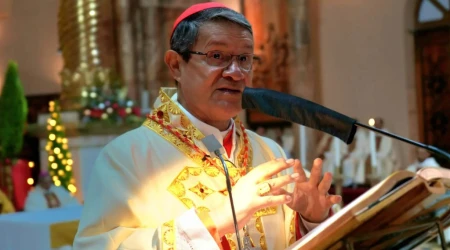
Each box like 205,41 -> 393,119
164,50 -> 182,82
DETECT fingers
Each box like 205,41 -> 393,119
317,172 -> 333,196
293,159 -> 308,182
270,188 -> 291,196
309,158 -> 323,186
255,158 -> 295,180
265,172 -> 300,192
260,194 -> 292,207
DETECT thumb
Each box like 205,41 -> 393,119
327,195 -> 342,206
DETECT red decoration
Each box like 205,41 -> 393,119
117,108 -> 127,118
90,108 -> 103,118
11,159 -> 32,211
132,107 -> 141,116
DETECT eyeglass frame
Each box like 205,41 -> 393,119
186,50 -> 259,71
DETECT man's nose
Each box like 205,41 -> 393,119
222,58 -> 245,81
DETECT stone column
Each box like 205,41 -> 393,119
141,0 -> 168,110
287,0 -> 322,166
117,0 -> 205,108
116,0 -> 134,104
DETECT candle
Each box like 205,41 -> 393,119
141,90 -> 150,114
333,138 -> 340,167
299,125 -> 306,165
369,131 -> 377,167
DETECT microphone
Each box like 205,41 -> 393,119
242,87 -> 357,144
201,134 -> 243,250
241,87 -> 450,162
202,134 -> 226,158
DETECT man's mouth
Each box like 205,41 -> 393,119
217,88 -> 241,94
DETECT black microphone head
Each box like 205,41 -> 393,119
242,87 -> 357,144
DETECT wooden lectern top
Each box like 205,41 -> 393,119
288,167 -> 450,250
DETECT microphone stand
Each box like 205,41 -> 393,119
215,150 -> 243,250
355,122 -> 450,161
241,87 -> 450,162
201,134 -> 243,250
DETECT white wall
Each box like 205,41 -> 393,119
0,0 -> 62,96
318,0 -> 416,166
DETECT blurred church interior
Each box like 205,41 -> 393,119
0,0 -> 449,249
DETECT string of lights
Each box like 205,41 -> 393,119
45,100 -> 77,194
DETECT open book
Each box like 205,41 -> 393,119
287,167 -> 450,250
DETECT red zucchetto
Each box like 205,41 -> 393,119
171,2 -> 229,38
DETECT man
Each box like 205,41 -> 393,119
0,189 -> 15,214
74,3 -> 341,249
24,171 -> 79,211
406,148 -> 440,172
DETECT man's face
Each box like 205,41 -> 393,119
177,21 -> 253,128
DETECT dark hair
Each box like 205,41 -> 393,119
170,7 -> 253,62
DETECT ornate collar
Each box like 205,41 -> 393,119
143,88 -> 253,184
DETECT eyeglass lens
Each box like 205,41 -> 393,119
205,51 -> 253,70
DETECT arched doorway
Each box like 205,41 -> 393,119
414,0 -> 450,166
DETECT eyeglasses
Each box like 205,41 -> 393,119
188,50 -> 255,71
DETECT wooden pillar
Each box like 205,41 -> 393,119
0,0 -> 12,19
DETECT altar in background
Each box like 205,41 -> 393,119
0,205 -> 82,250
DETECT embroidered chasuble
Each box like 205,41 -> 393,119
74,88 -> 308,250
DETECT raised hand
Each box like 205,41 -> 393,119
287,158 -> 341,223
209,158 -> 299,236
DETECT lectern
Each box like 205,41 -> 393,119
288,167 -> 450,250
